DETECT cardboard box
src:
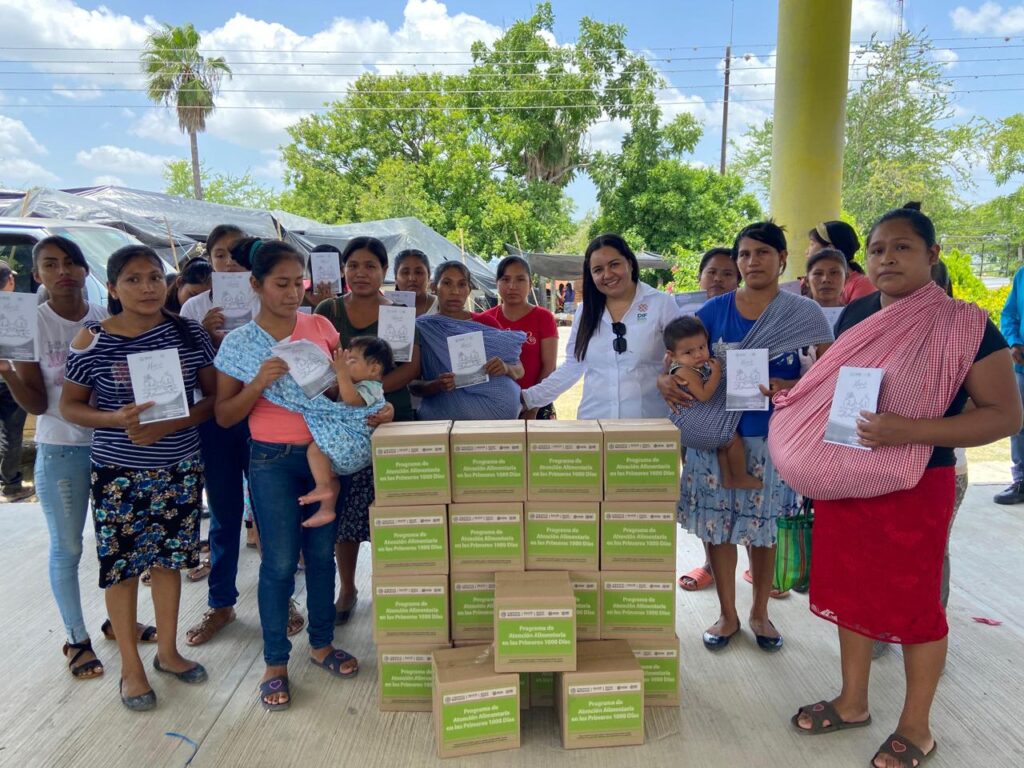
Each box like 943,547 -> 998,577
556,640 -> 645,749
599,419 -> 681,501
370,504 -> 449,575
373,574 -> 450,644
448,503 -> 524,572
445,645 -> 529,709
524,502 -> 599,571
371,421 -> 452,506
526,420 -> 603,501
630,636 -> 681,707
450,572 -> 496,642
530,672 -> 554,707
600,502 -> 677,571
569,571 -> 601,641
601,572 -> 676,640
451,421 -> 526,502
432,645 -> 521,758
378,643 -> 450,712
493,571 -> 576,673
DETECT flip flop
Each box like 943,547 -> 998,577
334,594 -> 358,626
870,732 -> 937,767
310,648 -> 358,679
678,566 -> 714,591
259,675 -> 290,711
101,619 -> 158,644
791,700 -> 872,735
742,569 -> 790,599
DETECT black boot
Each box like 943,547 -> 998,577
994,481 -> 1024,505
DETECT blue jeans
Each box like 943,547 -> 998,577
248,440 -> 344,667
199,419 -> 250,609
1012,371 -> 1024,482
35,444 -> 92,643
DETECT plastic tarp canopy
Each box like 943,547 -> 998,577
293,217 -> 497,295
0,187 -> 198,260
503,244 -> 671,280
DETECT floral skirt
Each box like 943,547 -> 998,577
336,464 -> 374,544
91,454 -> 204,588
678,436 -> 802,547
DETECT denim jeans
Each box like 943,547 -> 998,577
1011,371 -> 1024,482
248,440 -> 344,667
35,444 -> 93,643
199,419 -> 251,609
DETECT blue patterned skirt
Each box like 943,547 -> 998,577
336,464 -> 374,544
678,436 -> 801,547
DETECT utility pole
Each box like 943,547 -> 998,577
720,45 -> 731,175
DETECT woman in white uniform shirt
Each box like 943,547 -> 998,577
522,234 -> 678,419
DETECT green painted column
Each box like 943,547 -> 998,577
769,0 -> 853,279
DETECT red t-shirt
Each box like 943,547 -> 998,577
480,305 -> 558,388
470,311 -> 503,329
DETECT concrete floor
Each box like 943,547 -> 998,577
1,484 -> 1022,768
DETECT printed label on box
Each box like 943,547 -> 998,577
603,582 -> 674,627
526,512 -> 597,557
452,583 -> 495,629
529,445 -> 601,488
452,451 -> 524,490
602,512 -> 675,557
380,654 -> 433,698
375,587 -> 447,631
373,516 -> 446,561
571,581 -> 599,632
450,517 -> 522,561
633,650 -> 678,694
441,688 -> 519,745
374,446 -> 448,492
605,442 -> 678,489
566,688 -> 644,734
496,614 -> 575,657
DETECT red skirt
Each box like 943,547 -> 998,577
809,466 -> 954,644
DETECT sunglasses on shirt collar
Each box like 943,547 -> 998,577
612,321 -> 627,354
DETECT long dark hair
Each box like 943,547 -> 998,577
107,245 -> 197,350
809,220 -> 864,273
32,235 -> 89,273
250,240 -> 306,282
867,201 -> 936,249
341,236 -> 388,269
574,234 -> 639,362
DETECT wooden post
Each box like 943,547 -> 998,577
164,217 -> 179,269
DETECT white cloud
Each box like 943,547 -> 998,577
254,150 -> 286,182
851,0 -> 901,38
951,2 -> 1024,34
92,174 -> 126,187
52,84 -> 103,100
932,48 -> 959,68
0,114 -> 57,185
75,145 -> 178,176
129,110 -> 188,147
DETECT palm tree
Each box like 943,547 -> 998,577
140,23 -> 230,200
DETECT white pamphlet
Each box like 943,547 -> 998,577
0,292 -> 39,361
384,290 -> 417,309
673,290 -> 708,315
378,304 -> 416,363
725,348 -> 769,412
310,252 -> 343,295
824,366 -> 884,450
820,306 -> 844,328
127,348 -> 190,424
271,339 -> 336,399
298,306 -> 312,315
212,272 -> 255,331
447,331 -> 489,389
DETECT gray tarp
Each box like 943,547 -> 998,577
503,244 -> 670,280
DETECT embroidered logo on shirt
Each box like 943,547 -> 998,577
525,331 -> 537,346
636,303 -> 649,323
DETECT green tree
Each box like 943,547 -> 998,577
163,159 -> 280,209
989,113 -> 1024,186
141,23 -> 231,201
732,31 -> 977,230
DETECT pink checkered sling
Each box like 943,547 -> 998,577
767,282 -> 987,500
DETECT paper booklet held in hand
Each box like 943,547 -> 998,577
725,349 -> 769,412
672,290 -> 707,315
378,305 -> 415,363
824,366 -> 884,450
212,272 -> 255,331
127,348 -> 190,424
448,331 -> 489,389
0,292 -> 39,362
271,339 -> 336,399
383,290 -> 417,309
310,252 -> 343,295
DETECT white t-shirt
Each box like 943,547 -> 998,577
180,289 -> 261,326
36,301 -> 109,445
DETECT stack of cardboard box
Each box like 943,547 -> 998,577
369,418 -> 682,757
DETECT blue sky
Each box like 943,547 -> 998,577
0,0 -> 1021,224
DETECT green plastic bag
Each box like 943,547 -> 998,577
775,508 -> 813,593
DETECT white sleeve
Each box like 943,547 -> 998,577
179,292 -> 208,323
522,312 -> 585,409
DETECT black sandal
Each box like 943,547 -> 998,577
259,675 -> 290,711
101,619 -> 158,643
310,648 -> 358,679
791,700 -> 872,734
63,640 -> 104,679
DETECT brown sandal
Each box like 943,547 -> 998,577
186,607 -> 236,646
791,700 -> 872,734
870,732 -> 936,767
64,640 -> 104,679
100,619 -> 158,643
287,599 -> 305,637
186,557 -> 212,582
